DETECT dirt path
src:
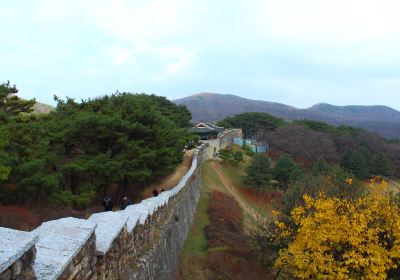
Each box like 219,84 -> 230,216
141,149 -> 195,197
211,161 -> 268,224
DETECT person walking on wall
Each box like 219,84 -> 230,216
102,194 -> 114,211
120,195 -> 132,210
152,189 -> 159,197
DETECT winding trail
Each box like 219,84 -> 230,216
211,161 -> 268,225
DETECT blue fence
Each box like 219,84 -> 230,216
233,137 -> 268,153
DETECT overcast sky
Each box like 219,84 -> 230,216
1,0 -> 400,109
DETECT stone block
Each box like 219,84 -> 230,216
88,211 -> 128,256
33,217 -> 96,280
0,227 -> 38,275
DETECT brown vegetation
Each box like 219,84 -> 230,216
204,191 -> 272,280
0,205 -> 87,231
264,124 -> 400,176
264,124 -> 339,167
239,188 -> 281,208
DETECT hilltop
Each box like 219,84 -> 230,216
175,93 -> 400,139
32,102 -> 54,114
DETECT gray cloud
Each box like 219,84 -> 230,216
1,0 -> 400,110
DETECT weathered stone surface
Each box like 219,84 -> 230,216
88,211 -> 128,256
0,269 -> 11,280
125,204 -> 153,225
0,227 -> 38,274
94,227 -> 130,280
57,233 -> 96,280
0,246 -> 36,280
33,217 -> 96,280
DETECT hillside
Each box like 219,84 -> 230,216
175,93 -> 400,139
32,102 -> 54,114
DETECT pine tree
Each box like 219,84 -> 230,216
341,149 -> 370,179
244,154 -> 273,188
0,81 -> 35,117
0,128 -> 10,181
372,154 -> 395,177
273,154 -> 303,189
0,81 -> 35,182
0,92 -> 191,206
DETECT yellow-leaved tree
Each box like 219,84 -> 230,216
275,180 -> 400,280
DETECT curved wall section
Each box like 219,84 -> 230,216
0,129 -> 241,280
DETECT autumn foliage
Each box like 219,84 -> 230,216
274,179 -> 400,279
205,191 -> 272,279
0,206 -> 39,230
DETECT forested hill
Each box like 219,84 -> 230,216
32,102 -> 54,114
175,93 -> 400,139
218,112 -> 400,178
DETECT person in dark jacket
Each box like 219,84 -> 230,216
102,194 -> 113,211
120,195 -> 132,210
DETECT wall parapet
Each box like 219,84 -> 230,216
0,227 -> 38,280
0,129 -> 241,280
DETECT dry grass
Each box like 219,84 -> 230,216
178,160 -> 272,279
219,147 -> 280,219
205,191 -> 272,280
0,205 -> 87,231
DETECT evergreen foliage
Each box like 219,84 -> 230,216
341,149 -> 370,179
340,147 -> 395,179
273,154 -> 303,189
0,82 -> 36,183
217,112 -> 286,138
232,151 -> 244,162
0,81 -> 35,117
0,88 -> 192,206
293,119 -> 364,136
218,149 -> 244,163
244,154 -> 273,188
0,129 -> 10,181
242,144 -> 255,156
372,153 -> 395,177
218,149 -> 232,161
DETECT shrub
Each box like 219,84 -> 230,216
275,180 -> 400,279
218,149 -> 233,161
242,144 -> 255,156
232,151 -> 244,162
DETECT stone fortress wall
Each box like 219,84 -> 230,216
0,129 -> 241,280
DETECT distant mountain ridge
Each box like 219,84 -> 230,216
174,93 -> 400,139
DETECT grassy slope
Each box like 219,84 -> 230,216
178,161 -> 227,279
220,146 -> 277,221
178,150 -> 273,279
181,160 -> 230,255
